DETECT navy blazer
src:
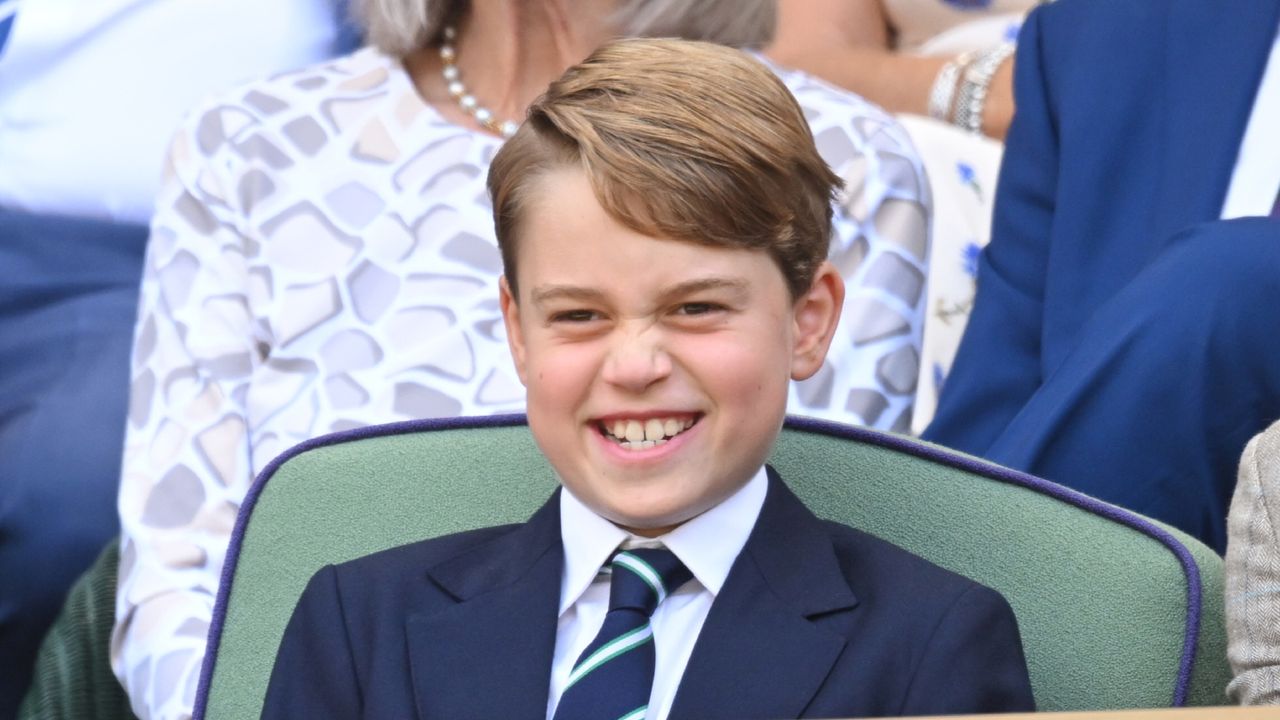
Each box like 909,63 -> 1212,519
931,0 -> 1280,449
925,0 -> 1280,549
261,469 -> 1034,719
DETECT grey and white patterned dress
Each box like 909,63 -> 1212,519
112,47 -> 928,720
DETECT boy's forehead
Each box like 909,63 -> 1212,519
513,165 -> 796,306
520,165 -> 592,213
527,275 -> 754,306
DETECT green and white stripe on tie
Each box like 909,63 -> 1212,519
612,551 -> 669,604
551,547 -> 692,720
564,624 -> 654,690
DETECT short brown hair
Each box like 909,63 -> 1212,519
487,38 -> 841,300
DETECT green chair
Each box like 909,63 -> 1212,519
18,540 -> 137,720
194,415 -> 1230,719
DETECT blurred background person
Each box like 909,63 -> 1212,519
768,0 -> 1035,140
925,0 -> 1280,554
111,1 -> 930,718
0,0 -> 355,716
766,0 -> 1044,430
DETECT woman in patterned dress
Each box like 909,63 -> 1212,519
110,2 -> 930,718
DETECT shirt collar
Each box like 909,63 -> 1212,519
558,466 -> 769,616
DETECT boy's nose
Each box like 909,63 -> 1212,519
601,327 -> 672,393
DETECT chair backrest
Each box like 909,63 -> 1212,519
195,415 -> 1229,719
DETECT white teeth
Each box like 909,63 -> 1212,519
644,419 -> 664,442
624,420 -> 645,443
604,415 -> 697,449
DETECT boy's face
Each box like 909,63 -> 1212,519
500,169 -> 842,536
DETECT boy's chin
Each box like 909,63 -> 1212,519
612,519 -> 684,539
598,503 -> 692,538
596,494 -> 721,539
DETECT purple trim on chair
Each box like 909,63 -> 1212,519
781,416 -> 1203,707
192,414 -> 528,719
194,413 -> 1204,715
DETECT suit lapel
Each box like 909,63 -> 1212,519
1158,0 -> 1280,238
668,469 -> 858,720
406,492 -> 563,720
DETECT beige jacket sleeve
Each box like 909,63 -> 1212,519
1226,419 -> 1280,705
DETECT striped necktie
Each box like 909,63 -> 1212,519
553,548 -> 693,720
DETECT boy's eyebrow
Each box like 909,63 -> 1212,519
529,285 -> 607,308
529,277 -> 751,308
658,277 -> 751,300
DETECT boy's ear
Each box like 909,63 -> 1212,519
498,276 -> 530,386
790,261 -> 845,382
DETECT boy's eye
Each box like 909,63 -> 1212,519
550,309 -> 600,323
676,302 -> 724,316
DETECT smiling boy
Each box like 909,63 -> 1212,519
262,39 -> 1034,720
500,163 -> 837,539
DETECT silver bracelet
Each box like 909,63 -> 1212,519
952,42 -> 1016,134
927,50 -> 977,121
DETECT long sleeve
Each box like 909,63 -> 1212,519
1226,422 -> 1280,705
112,105 -> 263,720
922,7 -> 1057,452
776,64 -> 929,432
110,49 -> 540,718
111,46 -> 540,719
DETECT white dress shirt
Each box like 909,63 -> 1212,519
548,468 -> 768,720
1222,27 -> 1280,219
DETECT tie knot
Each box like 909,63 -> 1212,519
607,548 -> 692,616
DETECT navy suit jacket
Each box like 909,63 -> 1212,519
925,0 -> 1280,548
260,469 -> 1034,719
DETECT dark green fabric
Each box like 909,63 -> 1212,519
17,540 -> 137,720
206,423 -> 1230,718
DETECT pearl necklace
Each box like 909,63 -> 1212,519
439,26 -> 521,139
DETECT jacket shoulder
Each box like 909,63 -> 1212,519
328,523 -> 523,587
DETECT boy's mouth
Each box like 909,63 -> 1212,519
597,415 -> 699,450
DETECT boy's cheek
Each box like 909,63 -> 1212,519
525,345 -> 596,400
